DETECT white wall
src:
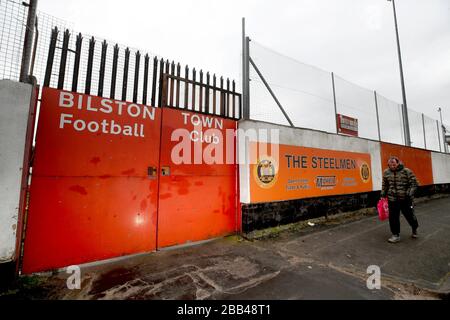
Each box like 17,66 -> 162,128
0,80 -> 33,263
431,152 -> 450,184
238,122 -> 251,204
238,120 -> 383,204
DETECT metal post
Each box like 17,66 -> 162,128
29,17 -> 39,78
442,123 -> 448,153
20,0 -> 39,83
400,104 -> 408,146
242,18 -> 246,118
331,72 -> 339,134
437,120 -> 442,152
402,104 -> 411,147
242,18 -> 250,120
374,91 -> 381,141
389,0 -> 411,146
422,113 -> 427,150
245,37 -> 250,118
249,57 -> 294,127
438,108 -> 447,153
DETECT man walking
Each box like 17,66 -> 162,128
381,156 -> 419,243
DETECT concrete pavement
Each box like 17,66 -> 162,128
2,195 -> 450,300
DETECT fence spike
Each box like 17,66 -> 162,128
169,61 -> 176,106
85,37 -> 96,94
171,61 -> 175,75
110,44 -> 119,99
220,76 -> 225,116
165,59 -> 170,74
43,27 -> 59,87
72,33 -> 83,92
213,74 -> 217,114
122,47 -> 130,101
133,51 -> 141,103
158,58 -> 165,107
199,70 -> 204,112
57,29 -> 70,90
232,80 -> 236,118
142,54 -> 149,105
192,68 -> 197,110
206,72 -> 210,113
184,65 -> 189,109
176,63 -> 181,107
98,40 -> 108,97
151,56 -> 157,106
226,78 -> 230,117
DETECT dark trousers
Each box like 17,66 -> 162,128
388,199 -> 419,236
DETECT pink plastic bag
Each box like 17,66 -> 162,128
377,198 -> 389,221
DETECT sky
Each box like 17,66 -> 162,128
38,0 -> 450,125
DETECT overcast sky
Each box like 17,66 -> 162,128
38,0 -> 450,124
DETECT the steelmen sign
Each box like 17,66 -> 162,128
250,142 -> 373,203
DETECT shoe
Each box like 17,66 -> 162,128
388,235 -> 401,243
412,230 -> 418,239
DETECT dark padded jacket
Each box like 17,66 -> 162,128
381,164 -> 418,202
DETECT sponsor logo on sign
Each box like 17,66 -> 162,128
316,176 -> 337,188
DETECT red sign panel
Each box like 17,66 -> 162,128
380,142 -> 434,186
337,114 -> 358,137
22,88 -> 161,274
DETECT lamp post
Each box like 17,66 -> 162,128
387,0 -> 411,146
438,107 -> 448,152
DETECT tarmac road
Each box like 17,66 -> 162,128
5,196 -> 450,300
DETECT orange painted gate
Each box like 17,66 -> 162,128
21,88 -> 239,274
157,108 -> 238,248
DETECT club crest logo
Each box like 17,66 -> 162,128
360,162 -> 371,183
254,157 -> 278,189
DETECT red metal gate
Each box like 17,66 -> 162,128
22,88 -> 161,274
21,88 -> 238,274
157,108 -> 238,248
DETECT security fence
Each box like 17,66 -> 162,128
0,0 -> 241,119
0,0 -> 29,81
0,0 -> 72,82
248,40 -> 449,153
1,1 -> 447,151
